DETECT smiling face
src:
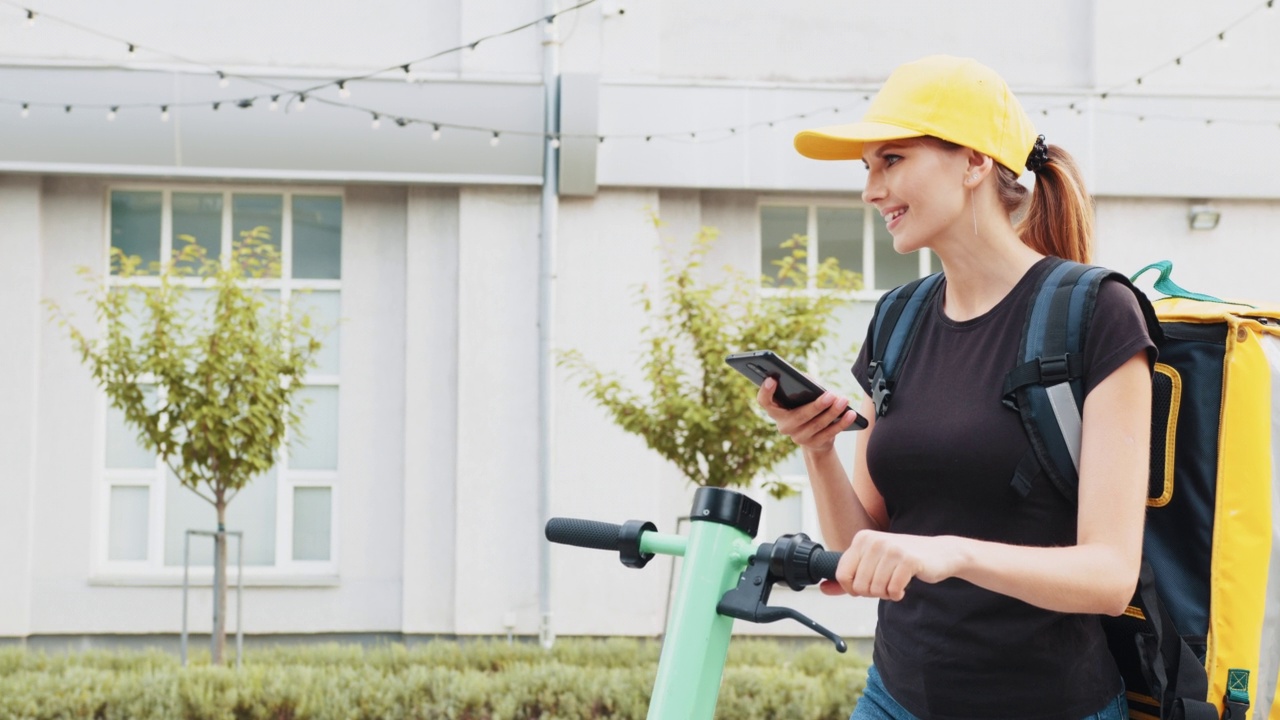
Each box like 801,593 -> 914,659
861,138 -> 975,255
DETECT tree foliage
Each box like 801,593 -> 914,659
47,228 -> 326,662
558,218 -> 861,498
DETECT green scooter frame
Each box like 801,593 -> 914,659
546,486 -> 847,720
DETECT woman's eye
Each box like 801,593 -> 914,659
884,154 -> 902,166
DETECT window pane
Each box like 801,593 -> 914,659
173,192 -> 223,272
292,487 -> 332,561
292,196 -> 342,280
108,486 -> 150,561
764,492 -> 803,537
290,386 -> 338,470
873,215 -> 920,289
292,290 -> 340,375
110,191 -> 161,274
760,206 -> 808,286
232,194 -> 283,278
106,386 -> 157,469
816,207 -> 863,276
164,470 -> 277,566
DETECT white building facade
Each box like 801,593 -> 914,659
1,0 -> 1278,647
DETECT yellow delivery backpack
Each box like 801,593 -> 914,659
1113,262 -> 1280,720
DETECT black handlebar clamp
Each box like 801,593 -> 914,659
618,520 -> 657,569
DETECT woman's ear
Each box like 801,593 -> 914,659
964,151 -> 995,187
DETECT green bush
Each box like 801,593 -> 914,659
0,639 -> 868,720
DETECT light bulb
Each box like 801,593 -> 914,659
490,132 -> 501,147
218,72 -> 229,88
402,64 -> 414,83
431,125 -> 441,141
20,103 -> 29,118
550,137 -> 560,149
127,43 -> 137,55
338,81 -> 350,98
160,106 -> 170,122
26,10 -> 35,27
107,107 -> 117,121
371,114 -> 381,130
297,95 -> 307,111
269,95 -> 279,112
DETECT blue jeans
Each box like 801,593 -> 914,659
850,665 -> 1129,720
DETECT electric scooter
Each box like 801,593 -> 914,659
546,486 -> 848,720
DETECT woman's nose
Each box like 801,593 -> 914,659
862,172 -> 884,205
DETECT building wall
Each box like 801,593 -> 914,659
1,0 -> 1278,644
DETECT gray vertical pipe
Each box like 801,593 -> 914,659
537,0 -> 561,650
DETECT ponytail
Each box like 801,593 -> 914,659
997,145 -> 1093,264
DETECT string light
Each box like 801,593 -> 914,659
8,0 -> 1279,145
25,9 -> 34,26
490,131 -> 501,147
269,95 -> 279,112
370,113 -> 381,130
160,105 -> 169,122
106,106 -> 117,121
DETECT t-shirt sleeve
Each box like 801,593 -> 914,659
1081,278 -> 1158,397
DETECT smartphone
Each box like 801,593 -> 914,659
725,350 -> 868,430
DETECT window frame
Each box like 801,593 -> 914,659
92,183 -> 343,585
756,196 -> 934,302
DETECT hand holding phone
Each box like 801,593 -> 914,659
725,350 -> 867,430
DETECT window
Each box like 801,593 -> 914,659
759,202 -> 937,295
101,188 -> 341,577
756,201 -> 937,538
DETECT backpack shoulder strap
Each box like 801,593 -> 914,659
867,272 -> 944,418
1003,258 -> 1162,501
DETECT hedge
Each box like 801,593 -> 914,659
0,638 -> 868,720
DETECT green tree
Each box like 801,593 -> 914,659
558,218 -> 861,498
48,229 -> 324,664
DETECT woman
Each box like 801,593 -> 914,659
758,56 -> 1155,720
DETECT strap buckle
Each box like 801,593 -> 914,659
868,361 -> 892,417
1038,354 -> 1071,385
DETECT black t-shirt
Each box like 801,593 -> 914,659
849,257 -> 1156,720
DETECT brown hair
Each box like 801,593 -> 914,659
995,145 -> 1093,264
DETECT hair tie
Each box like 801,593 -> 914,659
1025,135 -> 1050,174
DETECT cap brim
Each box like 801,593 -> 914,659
794,121 -> 924,161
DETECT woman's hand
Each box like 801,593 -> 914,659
819,530 -> 966,601
755,377 -> 859,453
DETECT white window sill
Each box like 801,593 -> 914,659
88,574 -> 340,588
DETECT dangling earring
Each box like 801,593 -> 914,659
970,186 -> 978,236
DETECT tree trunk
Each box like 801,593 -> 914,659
213,488 -> 227,665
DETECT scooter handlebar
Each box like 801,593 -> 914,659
545,517 -> 623,551
810,550 -> 842,583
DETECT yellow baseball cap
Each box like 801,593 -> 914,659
793,55 -> 1039,175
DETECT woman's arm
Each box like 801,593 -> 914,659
757,380 -> 885,550
824,351 -> 1151,615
